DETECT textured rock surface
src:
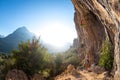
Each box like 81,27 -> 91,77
73,0 -> 106,68
5,69 -> 28,80
88,64 -> 105,74
55,65 -> 109,80
55,65 -> 87,80
72,0 -> 120,79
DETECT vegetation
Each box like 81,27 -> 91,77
81,18 -> 87,28
12,38 -> 54,78
0,38 -> 80,80
99,37 -> 113,71
63,48 -> 81,67
0,53 -> 12,80
53,48 -> 81,76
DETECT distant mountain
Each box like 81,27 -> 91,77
0,35 -> 4,38
43,42 -> 71,53
0,26 -> 74,53
0,27 -> 35,53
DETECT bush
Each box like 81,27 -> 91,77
63,48 -> 81,67
53,48 -> 81,76
99,37 -> 113,71
10,38 -> 54,78
0,53 -> 12,80
0,38 -> 81,79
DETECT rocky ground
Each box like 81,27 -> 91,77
5,69 -> 44,80
55,65 -> 113,80
4,65 -> 113,80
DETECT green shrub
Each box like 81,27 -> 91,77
53,48 -> 81,76
99,37 -> 113,71
0,53 -> 13,80
63,48 -> 81,67
0,38 -> 81,79
10,38 -> 54,77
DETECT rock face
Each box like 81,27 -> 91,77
72,0 -> 106,68
72,38 -> 78,48
5,69 -> 28,80
55,65 -> 108,80
88,64 -> 105,74
72,0 -> 120,79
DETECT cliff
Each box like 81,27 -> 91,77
72,0 -> 120,79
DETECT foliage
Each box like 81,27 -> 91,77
54,53 -> 64,75
63,48 -> 81,67
10,38 -> 53,77
53,48 -> 81,76
99,37 -> 113,71
0,53 -> 12,80
0,38 -> 81,79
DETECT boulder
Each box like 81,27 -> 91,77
67,64 -> 75,71
5,69 -> 28,80
88,64 -> 105,74
32,73 -> 44,80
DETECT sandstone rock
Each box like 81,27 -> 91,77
72,0 -> 106,69
88,64 -> 105,74
5,69 -> 28,80
67,64 -> 75,72
72,0 -> 120,79
55,64 -> 82,80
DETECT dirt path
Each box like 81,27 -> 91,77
55,70 -> 106,80
79,70 -> 105,80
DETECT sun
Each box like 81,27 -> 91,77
35,21 -> 75,48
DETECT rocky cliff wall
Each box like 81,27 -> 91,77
72,0 -> 120,79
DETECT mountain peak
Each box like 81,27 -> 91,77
0,26 -> 35,53
18,26 -> 27,29
13,26 -> 31,35
15,26 -> 28,32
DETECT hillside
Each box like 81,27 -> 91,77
0,35 -> 4,38
0,27 -> 35,53
0,26 -> 71,53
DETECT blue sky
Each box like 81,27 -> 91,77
0,0 -> 77,48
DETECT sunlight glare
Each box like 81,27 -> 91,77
37,21 -> 75,48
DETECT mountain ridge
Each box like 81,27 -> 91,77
0,27 -> 35,53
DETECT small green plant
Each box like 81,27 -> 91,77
81,18 -> 87,28
81,24 -> 86,28
99,37 -> 113,71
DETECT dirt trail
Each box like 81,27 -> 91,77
79,70 -> 106,80
55,70 -> 107,80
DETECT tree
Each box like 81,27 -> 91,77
0,53 -> 12,80
54,53 -> 64,75
63,48 -> 81,67
11,37 -> 52,77
53,48 -> 81,76
99,38 -> 113,71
